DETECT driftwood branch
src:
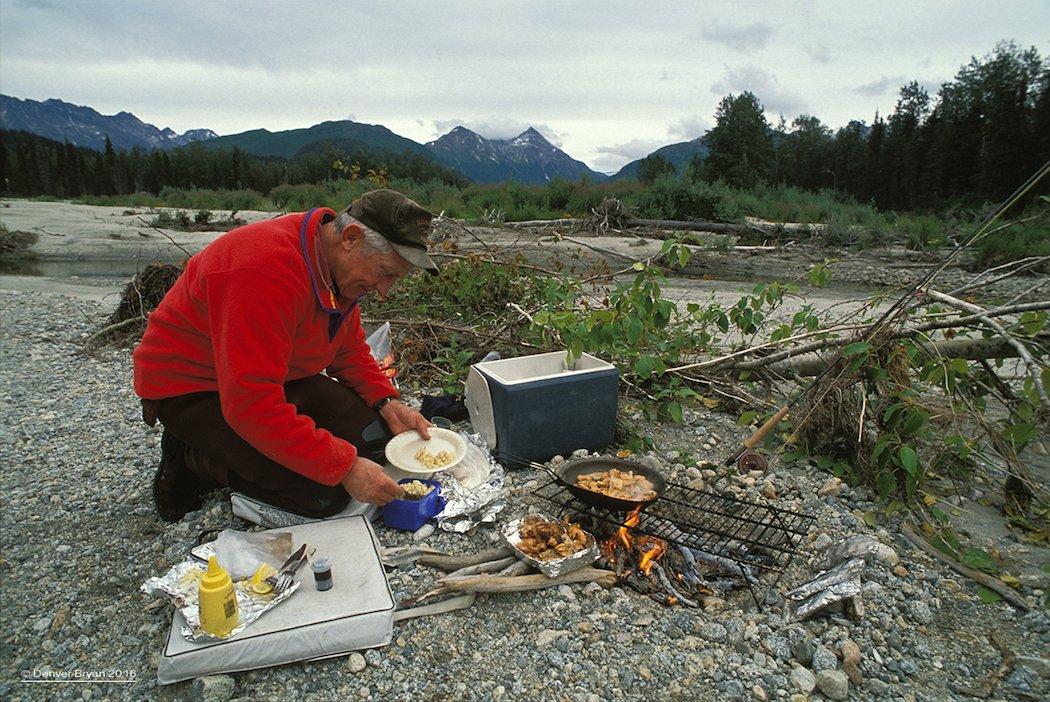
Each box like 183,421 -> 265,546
767,336 -> 1034,378
439,556 -> 520,580
417,546 -> 514,571
729,300 -> 1050,373
402,567 -> 616,607
503,218 -> 577,228
901,524 -> 1030,611
925,289 -> 1048,404
625,218 -> 778,235
82,316 -> 144,346
434,567 -> 616,595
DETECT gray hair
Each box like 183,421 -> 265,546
332,212 -> 396,257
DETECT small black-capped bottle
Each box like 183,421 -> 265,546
311,557 -> 333,591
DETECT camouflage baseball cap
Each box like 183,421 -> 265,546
348,189 -> 438,273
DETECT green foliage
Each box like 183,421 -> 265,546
637,155 -> 676,184
702,92 -> 775,189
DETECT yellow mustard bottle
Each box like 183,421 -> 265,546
199,556 -> 239,637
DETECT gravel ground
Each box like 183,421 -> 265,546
1,290 -> 1048,702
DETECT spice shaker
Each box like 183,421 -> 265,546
311,557 -> 333,591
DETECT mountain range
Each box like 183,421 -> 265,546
612,136 -> 709,180
0,95 -> 705,184
0,95 -> 216,152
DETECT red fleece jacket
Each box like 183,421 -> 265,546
133,207 -> 398,486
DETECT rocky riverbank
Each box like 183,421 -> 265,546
1,289 -> 1047,701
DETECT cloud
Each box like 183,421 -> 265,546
430,118 -> 567,147
699,21 -> 773,52
853,75 -> 907,96
804,45 -> 832,64
589,115 -> 709,172
666,115 -> 709,141
710,65 -> 807,117
593,138 -> 668,160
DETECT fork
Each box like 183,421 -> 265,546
269,545 -> 314,594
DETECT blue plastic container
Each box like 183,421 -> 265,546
382,479 -> 445,531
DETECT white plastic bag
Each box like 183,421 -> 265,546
212,529 -> 294,581
365,322 -> 397,382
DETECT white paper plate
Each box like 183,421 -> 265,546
384,428 -> 467,474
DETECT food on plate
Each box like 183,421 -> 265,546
516,515 -> 590,561
414,446 -> 455,468
401,480 -> 434,500
575,469 -> 657,501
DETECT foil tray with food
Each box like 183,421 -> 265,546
502,513 -> 599,578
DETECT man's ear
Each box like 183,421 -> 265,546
340,223 -> 365,250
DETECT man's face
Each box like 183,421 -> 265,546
334,226 -> 413,301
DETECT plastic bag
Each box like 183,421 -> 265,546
447,437 -> 492,489
212,529 -> 294,581
365,322 -> 397,380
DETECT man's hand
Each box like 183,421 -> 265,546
340,455 -> 403,505
379,399 -> 432,439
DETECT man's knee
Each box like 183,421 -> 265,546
295,486 -> 351,519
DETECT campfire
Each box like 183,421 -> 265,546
535,475 -> 814,609
596,507 -> 735,608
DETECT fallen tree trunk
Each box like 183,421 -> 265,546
767,336 -> 1030,377
625,218 -> 759,234
730,301 -> 1050,373
503,218 -> 578,228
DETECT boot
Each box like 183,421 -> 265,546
152,430 -> 206,522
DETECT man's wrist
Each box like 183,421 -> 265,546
372,395 -> 397,412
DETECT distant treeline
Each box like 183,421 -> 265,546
1,41 -> 1047,215
642,41 -> 1049,210
0,131 -> 467,199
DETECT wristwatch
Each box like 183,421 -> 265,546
372,396 -> 397,412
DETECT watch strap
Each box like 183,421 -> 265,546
373,396 -> 396,412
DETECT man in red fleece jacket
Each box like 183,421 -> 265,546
135,189 -> 436,521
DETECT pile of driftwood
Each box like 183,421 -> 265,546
381,545 -> 616,609
84,262 -> 182,350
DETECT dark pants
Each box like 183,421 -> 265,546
152,376 -> 389,518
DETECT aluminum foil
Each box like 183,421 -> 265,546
501,514 -> 598,578
141,543 -> 299,642
786,556 -> 865,620
822,534 -> 897,569
436,432 -> 506,533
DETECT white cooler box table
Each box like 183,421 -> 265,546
157,515 -> 394,684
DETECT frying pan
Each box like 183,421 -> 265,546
546,457 -> 667,512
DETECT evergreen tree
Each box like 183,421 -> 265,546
702,92 -> 774,189
637,154 -> 675,183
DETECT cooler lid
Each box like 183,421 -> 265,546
465,365 -> 497,448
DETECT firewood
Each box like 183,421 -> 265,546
439,556 -> 520,580
418,546 -> 514,571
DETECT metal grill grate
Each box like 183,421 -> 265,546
533,478 -> 814,582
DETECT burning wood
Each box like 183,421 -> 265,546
596,507 -> 750,607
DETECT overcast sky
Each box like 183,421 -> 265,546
1,1 -> 1047,173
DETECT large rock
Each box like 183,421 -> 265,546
195,675 -> 236,702
811,645 -> 838,672
790,666 -> 816,694
840,639 -> 863,684
815,669 -> 849,700
346,652 -> 367,673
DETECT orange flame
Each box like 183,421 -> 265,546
617,507 -> 641,549
637,537 -> 667,575
602,507 -> 667,576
